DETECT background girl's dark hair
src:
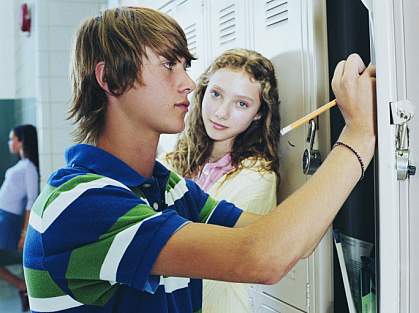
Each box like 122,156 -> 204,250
167,48 -> 281,182
13,124 -> 39,173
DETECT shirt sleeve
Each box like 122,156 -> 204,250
39,178 -> 190,303
185,179 -> 243,227
24,161 -> 39,211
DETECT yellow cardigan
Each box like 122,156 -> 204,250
203,158 -> 277,313
160,156 -> 277,312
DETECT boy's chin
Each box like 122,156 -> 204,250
162,124 -> 185,135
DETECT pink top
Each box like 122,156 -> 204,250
194,154 -> 234,192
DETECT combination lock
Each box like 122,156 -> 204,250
302,119 -> 322,175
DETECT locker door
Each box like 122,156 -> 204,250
254,291 -> 306,313
374,0 -> 418,312
159,2 -> 175,16
155,0 -> 207,154
253,0 -> 298,58
404,2 -> 419,311
251,0 -> 331,312
172,0 -> 207,81
208,0 -> 249,59
249,1 -> 308,310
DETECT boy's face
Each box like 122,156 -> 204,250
116,48 -> 195,136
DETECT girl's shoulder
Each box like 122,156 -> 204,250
15,159 -> 38,178
21,158 -> 37,170
222,157 -> 276,184
239,157 -> 273,173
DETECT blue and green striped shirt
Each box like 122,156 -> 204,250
23,144 -> 242,313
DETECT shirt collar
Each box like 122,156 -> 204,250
206,153 -> 232,169
65,144 -> 169,187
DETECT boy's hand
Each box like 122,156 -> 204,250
332,53 -> 376,138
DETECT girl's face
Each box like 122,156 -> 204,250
201,68 -> 262,148
8,131 -> 22,155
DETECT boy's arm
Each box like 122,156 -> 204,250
152,54 -> 376,285
152,129 -> 374,284
233,212 -> 261,227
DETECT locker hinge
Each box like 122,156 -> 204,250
390,100 -> 416,180
306,282 -> 311,312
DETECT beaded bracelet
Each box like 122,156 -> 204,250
333,141 -> 365,180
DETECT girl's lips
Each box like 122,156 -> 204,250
211,120 -> 228,130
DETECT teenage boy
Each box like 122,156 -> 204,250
23,6 -> 376,313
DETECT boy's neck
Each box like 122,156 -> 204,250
97,132 -> 158,179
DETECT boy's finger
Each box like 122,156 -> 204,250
363,64 -> 376,78
332,60 -> 346,88
344,53 -> 366,77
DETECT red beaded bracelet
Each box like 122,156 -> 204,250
333,141 -> 365,180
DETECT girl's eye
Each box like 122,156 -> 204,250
210,90 -> 220,98
238,101 -> 248,108
163,61 -> 177,71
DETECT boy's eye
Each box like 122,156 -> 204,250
163,61 -> 177,70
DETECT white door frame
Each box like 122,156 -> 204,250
375,0 -> 417,312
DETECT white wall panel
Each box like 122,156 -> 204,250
14,0 -> 36,99
35,0 -> 106,186
0,0 -> 16,99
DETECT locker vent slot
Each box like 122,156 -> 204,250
218,3 -> 236,46
159,0 -> 175,13
265,0 -> 288,28
178,0 -> 188,7
184,23 -> 198,55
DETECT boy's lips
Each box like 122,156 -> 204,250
175,101 -> 190,112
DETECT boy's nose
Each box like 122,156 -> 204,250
182,72 -> 196,95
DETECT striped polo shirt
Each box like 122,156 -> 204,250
23,144 -> 243,313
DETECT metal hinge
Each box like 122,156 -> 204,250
306,283 -> 311,312
390,100 -> 416,180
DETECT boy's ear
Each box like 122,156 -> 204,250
95,61 -> 111,94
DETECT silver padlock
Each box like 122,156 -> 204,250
391,100 -> 416,180
302,119 -> 322,175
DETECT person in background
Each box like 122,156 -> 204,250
23,7 -> 376,313
164,48 -> 280,312
0,124 -> 39,311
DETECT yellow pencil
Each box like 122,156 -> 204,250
280,99 -> 337,136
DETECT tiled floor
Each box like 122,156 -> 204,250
0,265 -> 24,313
